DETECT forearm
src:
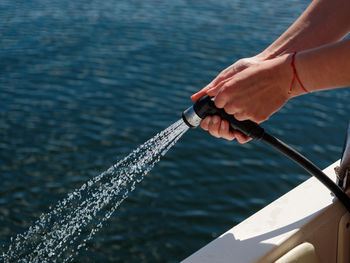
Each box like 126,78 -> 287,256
259,0 -> 350,59
294,38 -> 350,95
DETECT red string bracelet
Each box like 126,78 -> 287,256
289,52 -> 308,94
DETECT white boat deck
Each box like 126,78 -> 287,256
182,161 -> 345,263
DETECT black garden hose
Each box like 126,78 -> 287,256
182,95 -> 350,212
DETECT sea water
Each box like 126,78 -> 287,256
3,0 -> 348,261
2,120 -> 189,263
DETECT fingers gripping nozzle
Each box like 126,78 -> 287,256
182,95 -> 265,140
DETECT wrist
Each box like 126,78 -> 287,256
255,51 -> 273,61
275,53 -> 308,100
286,52 -> 309,98
258,44 -> 291,60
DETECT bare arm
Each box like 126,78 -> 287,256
206,38 -> 350,143
192,0 -> 350,143
260,0 -> 350,59
192,0 -> 350,103
296,38 -> 350,93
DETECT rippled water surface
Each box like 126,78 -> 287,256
1,0 -> 349,262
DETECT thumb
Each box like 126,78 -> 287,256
191,77 -> 224,102
191,87 -> 210,102
206,84 -> 222,97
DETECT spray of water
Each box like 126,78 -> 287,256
2,119 -> 189,262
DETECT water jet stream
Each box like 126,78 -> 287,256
2,119 -> 189,263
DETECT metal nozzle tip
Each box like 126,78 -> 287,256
182,106 -> 202,128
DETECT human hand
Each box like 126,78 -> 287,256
191,56 -> 265,102
193,53 -> 298,143
209,54 -> 294,121
191,55 -> 266,143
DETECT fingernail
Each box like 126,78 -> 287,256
220,121 -> 226,130
212,116 -> 219,124
205,117 -> 211,125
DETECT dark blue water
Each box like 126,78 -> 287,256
1,0 -> 349,262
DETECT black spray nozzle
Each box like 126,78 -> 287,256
182,95 -> 265,140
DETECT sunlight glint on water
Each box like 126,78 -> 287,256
2,119 -> 189,263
